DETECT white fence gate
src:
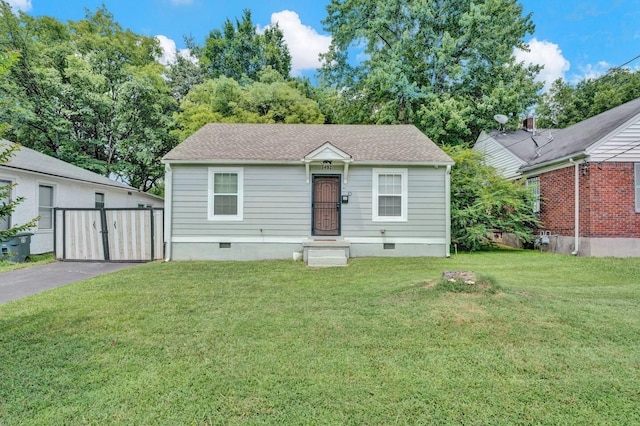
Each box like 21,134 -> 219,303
54,208 -> 164,262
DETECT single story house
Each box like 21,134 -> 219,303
473,97 -> 640,257
1,139 -> 163,254
162,124 -> 454,265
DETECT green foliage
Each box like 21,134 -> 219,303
199,9 -> 291,81
537,69 -> 640,128
0,2 -> 177,192
319,0 -> 542,145
446,145 -> 540,251
173,70 -> 324,141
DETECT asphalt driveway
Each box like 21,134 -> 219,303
0,262 -> 141,304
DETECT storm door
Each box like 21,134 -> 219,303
312,175 -> 340,236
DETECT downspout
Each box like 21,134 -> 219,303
445,165 -> 452,257
164,162 -> 173,262
569,159 -> 579,255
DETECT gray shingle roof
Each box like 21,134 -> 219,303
491,97 -> 640,168
163,124 -> 454,164
1,139 -> 134,189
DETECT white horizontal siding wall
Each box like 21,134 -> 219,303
0,166 -> 162,254
588,116 -> 640,162
474,132 -> 525,179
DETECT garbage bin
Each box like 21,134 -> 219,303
0,232 -> 33,262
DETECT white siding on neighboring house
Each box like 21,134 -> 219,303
588,116 -> 640,162
473,131 -> 526,179
0,167 -> 163,254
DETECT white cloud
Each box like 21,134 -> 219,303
570,61 -> 611,84
6,0 -> 31,11
155,35 -> 177,65
267,10 -> 332,76
515,38 -> 570,91
155,35 -> 193,65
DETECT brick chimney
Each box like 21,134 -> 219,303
523,116 -> 536,134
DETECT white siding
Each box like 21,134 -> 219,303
0,166 -> 163,254
588,116 -> 640,162
473,132 -> 525,179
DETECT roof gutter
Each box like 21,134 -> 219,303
161,158 -> 454,167
569,158 -> 580,255
164,163 -> 173,262
519,152 -> 587,174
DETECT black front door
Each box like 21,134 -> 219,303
312,175 -> 340,236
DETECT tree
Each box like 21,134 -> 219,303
536,69 -> 640,128
173,69 -> 324,141
0,52 -> 37,242
319,0 -> 542,146
445,145 -> 540,251
0,2 -> 177,192
199,9 -> 291,81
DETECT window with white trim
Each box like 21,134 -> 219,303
208,168 -> 243,221
1,179 -> 11,230
372,168 -> 408,222
526,176 -> 540,214
635,164 -> 640,212
38,184 -> 54,229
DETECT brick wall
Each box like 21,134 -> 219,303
586,162 -> 640,238
539,162 -> 640,238
540,166 -> 576,236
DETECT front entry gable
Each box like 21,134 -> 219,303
303,142 -> 353,183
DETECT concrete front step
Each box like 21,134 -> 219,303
306,248 -> 348,267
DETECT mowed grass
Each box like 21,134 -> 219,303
0,252 -> 54,273
1,251 -> 639,424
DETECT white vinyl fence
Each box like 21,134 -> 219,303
54,208 -> 163,262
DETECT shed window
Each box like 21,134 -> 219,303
95,192 -> 105,209
0,179 -> 11,230
526,176 -> 540,214
372,169 -> 408,222
208,168 -> 244,221
38,184 -> 54,229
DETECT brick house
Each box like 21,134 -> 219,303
474,97 -> 640,256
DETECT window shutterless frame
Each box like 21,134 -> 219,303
208,167 -> 244,221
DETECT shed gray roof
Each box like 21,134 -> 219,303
490,97 -> 640,169
1,139 -> 134,190
163,124 -> 454,165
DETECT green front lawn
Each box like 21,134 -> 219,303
1,252 -> 639,424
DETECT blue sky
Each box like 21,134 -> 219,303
8,0 -> 640,89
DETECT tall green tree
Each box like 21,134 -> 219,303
446,145 -> 540,251
199,9 -> 291,81
536,69 -> 640,128
173,69 -> 324,141
0,52 -> 37,242
0,2 -> 177,191
319,0 -> 542,145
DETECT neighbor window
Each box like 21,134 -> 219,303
208,168 -> 243,221
38,184 -> 54,229
372,168 -> 408,222
526,176 -> 540,214
635,164 -> 640,212
0,179 -> 11,230
95,192 -> 105,209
